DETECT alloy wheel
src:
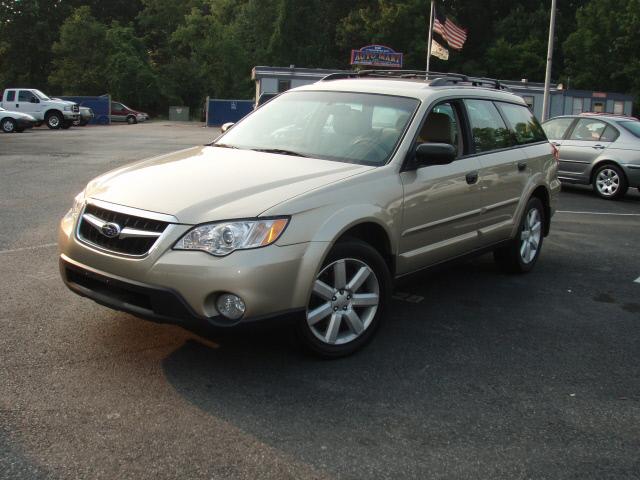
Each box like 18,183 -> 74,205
48,116 -> 60,128
2,119 -> 14,132
520,208 -> 542,264
306,258 -> 379,345
596,168 -> 620,197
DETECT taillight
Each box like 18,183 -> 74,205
550,143 -> 560,164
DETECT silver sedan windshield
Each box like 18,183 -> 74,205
216,91 -> 419,166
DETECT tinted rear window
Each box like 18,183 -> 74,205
6,90 -> 15,102
498,102 -> 547,144
464,99 -> 514,153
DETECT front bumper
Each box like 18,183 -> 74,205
16,118 -> 34,129
622,164 -> 640,188
59,211 -> 327,327
63,112 -> 80,120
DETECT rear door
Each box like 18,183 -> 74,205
555,118 -> 614,181
463,99 -> 523,244
398,100 -> 485,273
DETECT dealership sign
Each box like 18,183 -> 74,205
350,45 -> 403,68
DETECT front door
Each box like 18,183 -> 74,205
398,100 -> 484,274
17,90 -> 42,116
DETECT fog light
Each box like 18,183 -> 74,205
216,293 -> 246,320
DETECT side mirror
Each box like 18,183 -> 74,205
414,143 -> 456,167
221,122 -> 234,133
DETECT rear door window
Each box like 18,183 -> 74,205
497,102 -> 547,144
464,99 -> 513,153
569,119 -> 607,141
6,90 -> 15,102
542,117 -> 574,140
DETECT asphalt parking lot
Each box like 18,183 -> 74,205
1,123 -> 639,479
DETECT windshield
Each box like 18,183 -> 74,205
215,91 -> 419,166
619,121 -> 640,138
33,89 -> 50,101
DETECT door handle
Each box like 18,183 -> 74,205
465,171 -> 479,185
15,104 -> 19,108
517,161 -> 527,171
592,144 -> 605,149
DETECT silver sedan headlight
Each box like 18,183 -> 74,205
174,218 -> 289,256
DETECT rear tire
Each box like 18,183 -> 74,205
296,239 -> 391,358
46,112 -> 63,129
1,118 -> 16,133
593,164 -> 628,200
494,197 -> 545,274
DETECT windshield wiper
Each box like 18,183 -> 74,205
251,148 -> 309,157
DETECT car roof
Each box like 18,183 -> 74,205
295,77 -> 526,104
546,114 -> 638,123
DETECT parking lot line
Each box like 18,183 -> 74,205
0,243 -> 57,255
557,210 -> 640,217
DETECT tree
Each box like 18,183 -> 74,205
49,6 -> 109,95
563,0 -> 640,103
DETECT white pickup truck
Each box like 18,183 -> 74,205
0,88 -> 80,129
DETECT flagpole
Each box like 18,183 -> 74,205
542,0 -> 556,121
426,0 -> 435,78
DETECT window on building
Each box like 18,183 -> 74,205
593,101 -> 605,113
464,99 -> 514,152
277,80 -> 291,93
613,101 -> 624,115
572,97 -> 585,115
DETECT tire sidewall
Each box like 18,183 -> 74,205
593,164 -> 627,200
127,115 -> 137,124
46,112 -> 62,129
2,118 -> 15,133
297,240 -> 391,358
516,197 -> 545,272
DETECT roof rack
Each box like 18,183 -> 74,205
320,70 -> 510,91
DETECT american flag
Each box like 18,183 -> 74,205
433,8 -> 467,51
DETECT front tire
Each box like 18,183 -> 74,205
494,197 -> 545,273
593,164 -> 628,200
297,240 -> 391,358
46,112 -> 63,129
1,118 -> 16,133
126,115 -> 137,124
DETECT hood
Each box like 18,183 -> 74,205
50,98 -> 77,107
86,146 -> 374,224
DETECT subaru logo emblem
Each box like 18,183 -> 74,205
100,222 -> 121,238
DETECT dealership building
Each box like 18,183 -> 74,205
252,65 -> 634,120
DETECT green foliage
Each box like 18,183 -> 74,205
0,0 -> 637,114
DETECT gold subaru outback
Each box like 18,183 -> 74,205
59,72 -> 560,357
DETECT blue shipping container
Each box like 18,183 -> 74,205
59,96 -> 111,125
207,99 -> 254,127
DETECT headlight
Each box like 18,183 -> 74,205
70,191 -> 85,217
64,106 -> 71,111
174,218 -> 289,256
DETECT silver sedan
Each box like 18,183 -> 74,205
542,114 -> 640,199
